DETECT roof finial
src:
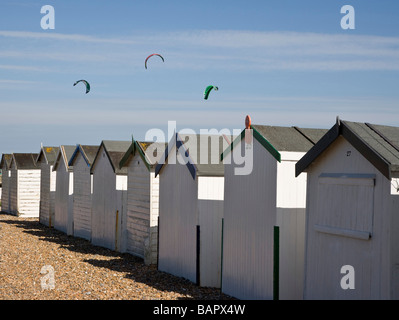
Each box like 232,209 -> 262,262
336,115 -> 340,126
245,115 -> 251,129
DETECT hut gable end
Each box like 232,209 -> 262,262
296,120 -> 399,179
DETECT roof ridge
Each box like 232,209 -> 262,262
292,126 -> 317,145
365,122 -> 399,154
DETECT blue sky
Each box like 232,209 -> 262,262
1,0 -> 399,153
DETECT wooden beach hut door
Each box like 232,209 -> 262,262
311,173 -> 375,298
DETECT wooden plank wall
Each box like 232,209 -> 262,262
158,149 -> 198,283
125,155 -> 159,265
73,153 -> 92,240
304,136 -> 391,299
222,138 -> 277,300
17,169 -> 41,217
1,165 -> 10,212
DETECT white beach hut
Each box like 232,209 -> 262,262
155,133 -> 231,288
53,145 -> 75,235
8,153 -> 41,217
68,144 -> 99,241
220,117 -> 327,300
296,118 -> 399,300
36,146 -> 59,227
1,154 -> 12,213
119,139 -> 166,265
90,140 -> 130,252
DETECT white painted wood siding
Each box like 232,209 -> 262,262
16,169 -> 40,217
304,136 -> 392,300
125,155 -> 159,265
91,147 -> 127,252
8,163 -> 40,217
1,166 -> 10,212
275,152 -> 307,300
148,171 -> 160,264
39,162 -> 56,227
158,148 -> 198,283
72,153 -> 92,240
222,138 -> 277,300
54,161 -> 73,235
197,176 -> 224,288
390,190 -> 399,299
9,164 -> 18,215
198,198 -> 224,288
116,174 -> 127,252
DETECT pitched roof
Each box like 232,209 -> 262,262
68,144 -> 100,167
52,146 -> 76,172
221,124 -> 328,162
295,119 -> 399,179
1,154 -> 12,170
155,133 -> 234,179
119,139 -> 167,171
10,153 -> 39,170
36,146 -> 60,165
91,140 -> 131,175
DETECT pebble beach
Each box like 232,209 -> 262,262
0,212 -> 232,300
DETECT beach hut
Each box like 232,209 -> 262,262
68,144 -> 99,241
36,146 -> 59,227
1,154 -> 12,213
8,153 -> 41,217
53,145 -> 75,235
155,133 -> 231,288
220,117 -> 327,300
295,118 -> 399,300
119,139 -> 166,265
90,140 -> 130,252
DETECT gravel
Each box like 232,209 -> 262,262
0,212 -> 233,300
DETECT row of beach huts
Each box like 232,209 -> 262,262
1,115 -> 399,300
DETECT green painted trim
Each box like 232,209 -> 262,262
252,126 -> 281,163
135,141 -> 152,172
220,126 -> 281,163
220,130 -> 244,161
273,225 -> 280,301
118,141 -> 135,169
119,138 -> 153,172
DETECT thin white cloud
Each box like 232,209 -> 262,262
0,30 -> 138,45
0,64 -> 42,71
0,79 -> 41,84
0,29 -> 399,72
1,95 -> 397,128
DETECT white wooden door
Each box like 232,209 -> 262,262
312,173 -> 375,299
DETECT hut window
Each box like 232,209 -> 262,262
392,178 -> 399,195
315,173 -> 375,240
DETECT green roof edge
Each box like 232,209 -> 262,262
119,139 -> 152,172
220,126 -> 281,163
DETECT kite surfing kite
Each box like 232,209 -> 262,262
145,53 -> 164,69
73,80 -> 90,94
204,85 -> 218,100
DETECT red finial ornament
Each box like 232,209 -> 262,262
245,115 -> 251,129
